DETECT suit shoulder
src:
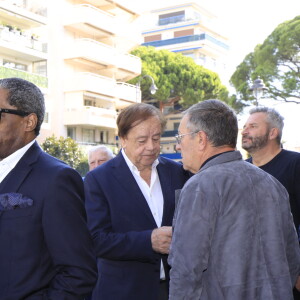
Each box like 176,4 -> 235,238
159,156 -> 182,167
37,151 -> 80,177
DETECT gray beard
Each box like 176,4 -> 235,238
242,132 -> 269,154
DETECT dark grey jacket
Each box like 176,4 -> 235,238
169,151 -> 300,300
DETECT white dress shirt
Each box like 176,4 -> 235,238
0,140 -> 35,184
121,149 -> 166,279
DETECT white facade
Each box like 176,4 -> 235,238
45,0 -> 141,147
0,0 -> 142,148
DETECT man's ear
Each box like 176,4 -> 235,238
24,113 -> 38,133
198,131 -> 208,150
120,136 -> 126,149
269,127 -> 279,141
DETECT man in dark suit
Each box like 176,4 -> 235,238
0,77 -> 97,299
84,103 -> 190,300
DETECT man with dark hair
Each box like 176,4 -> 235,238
0,77 -> 97,299
84,103 -> 190,300
168,99 -> 300,299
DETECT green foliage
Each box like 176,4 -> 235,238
41,135 -> 86,171
0,66 -> 48,88
230,15 -> 300,104
76,157 -> 89,177
129,46 -> 242,112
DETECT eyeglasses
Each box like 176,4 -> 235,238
175,131 -> 199,144
0,108 -> 30,121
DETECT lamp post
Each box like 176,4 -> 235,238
136,74 -> 158,102
249,77 -> 268,106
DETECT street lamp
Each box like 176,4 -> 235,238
249,77 -> 268,106
136,74 -> 158,102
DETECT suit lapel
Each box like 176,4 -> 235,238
0,142 -> 40,194
111,153 -> 157,227
157,158 -> 173,226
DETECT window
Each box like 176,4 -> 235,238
67,127 -> 76,140
100,131 -> 109,143
159,11 -> 185,25
3,59 -> 27,71
144,34 -> 161,43
173,122 -> 180,131
83,129 -> 95,143
84,100 -> 93,106
174,29 -> 194,38
33,60 -> 47,76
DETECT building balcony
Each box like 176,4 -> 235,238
65,38 -> 141,80
0,65 -> 48,88
64,106 -> 117,129
0,0 -> 47,28
64,72 -> 116,97
0,26 -> 47,61
142,33 -> 229,50
64,4 -> 140,49
64,72 -> 138,104
115,82 -> 140,109
158,15 -> 199,26
64,4 -> 116,38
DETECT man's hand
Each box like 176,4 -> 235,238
151,226 -> 172,254
295,276 -> 300,291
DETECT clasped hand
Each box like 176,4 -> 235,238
151,226 -> 172,254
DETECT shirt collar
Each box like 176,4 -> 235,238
0,140 -> 35,166
121,148 -> 159,172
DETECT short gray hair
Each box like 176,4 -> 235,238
0,77 -> 45,136
249,106 -> 284,144
183,99 -> 238,148
88,145 -> 114,162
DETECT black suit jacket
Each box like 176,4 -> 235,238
84,153 -> 190,300
0,142 -> 97,300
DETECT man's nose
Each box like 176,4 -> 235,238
175,143 -> 181,152
145,139 -> 156,150
241,127 -> 247,135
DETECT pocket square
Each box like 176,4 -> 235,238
0,193 -> 33,211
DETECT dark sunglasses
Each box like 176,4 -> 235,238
0,108 -> 30,121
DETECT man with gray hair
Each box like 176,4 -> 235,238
242,106 -> 300,299
88,145 -> 114,171
242,107 -> 300,238
168,99 -> 300,299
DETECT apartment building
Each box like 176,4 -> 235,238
0,0 -> 142,149
46,0 -> 141,148
0,0 -> 48,123
140,1 -> 229,158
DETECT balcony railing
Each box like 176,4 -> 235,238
115,82 -> 140,103
66,38 -> 141,75
0,65 -> 48,88
65,72 -> 138,103
64,4 -> 140,49
64,106 -> 117,128
0,0 -> 47,17
0,26 -> 47,55
158,15 -> 186,26
142,33 -> 229,50
65,4 -> 116,35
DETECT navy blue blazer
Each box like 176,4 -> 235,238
84,152 -> 190,300
0,142 -> 97,300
